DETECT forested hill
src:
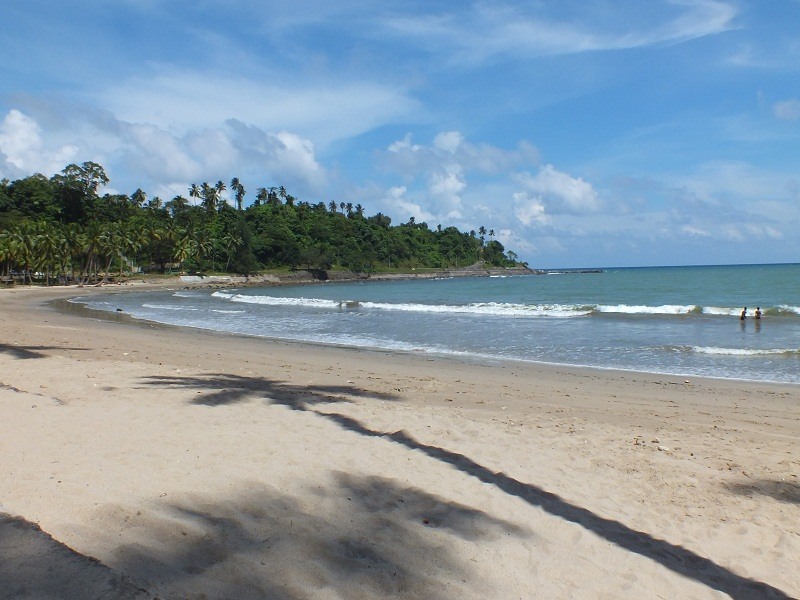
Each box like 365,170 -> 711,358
0,162 -> 526,284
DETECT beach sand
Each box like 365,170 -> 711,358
1,282 -> 798,599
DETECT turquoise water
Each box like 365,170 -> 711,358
75,264 -> 800,384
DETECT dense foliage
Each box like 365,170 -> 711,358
0,162 -> 523,284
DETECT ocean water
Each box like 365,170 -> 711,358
73,263 -> 800,385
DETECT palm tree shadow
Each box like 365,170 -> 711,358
0,343 -> 88,360
142,373 -> 400,410
726,479 -> 800,505
0,512 -> 148,599
141,373 -> 793,599
318,413 -> 795,599
100,475 -> 529,599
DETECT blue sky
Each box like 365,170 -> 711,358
1,1 -> 799,268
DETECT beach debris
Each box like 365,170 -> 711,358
651,437 -> 660,443
657,445 -> 670,452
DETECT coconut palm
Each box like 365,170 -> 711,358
173,233 -> 196,274
189,183 -> 200,206
131,188 -> 147,208
194,229 -> 215,264
220,232 -> 243,271
231,178 -> 246,211
214,180 -> 227,211
80,222 -> 105,284
201,183 -> 217,213
166,195 -> 190,217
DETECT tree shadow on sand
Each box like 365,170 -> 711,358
726,479 -> 800,505
0,512 -> 148,600
141,373 -> 794,600
142,373 -> 399,409
0,343 -> 87,360
93,475 -> 529,599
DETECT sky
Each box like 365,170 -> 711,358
1,1 -> 799,268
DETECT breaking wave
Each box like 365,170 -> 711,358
212,291 -> 800,320
669,345 -> 800,357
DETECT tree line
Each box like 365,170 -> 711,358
0,162 -> 524,284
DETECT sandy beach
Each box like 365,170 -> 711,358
1,282 -> 798,599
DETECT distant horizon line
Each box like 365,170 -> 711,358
537,261 -> 800,271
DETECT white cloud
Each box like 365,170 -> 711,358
774,99 -> 800,121
433,131 -> 464,153
0,109 -> 78,178
517,164 -> 601,214
513,192 -> 548,226
98,70 -> 420,147
381,186 -> 438,224
379,0 -> 738,64
381,131 -> 541,226
386,132 -> 539,175
0,105 -> 329,200
681,224 -> 710,237
272,131 -> 326,190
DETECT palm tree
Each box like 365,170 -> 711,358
231,177 -> 245,211
80,222 -> 105,284
62,223 -> 83,283
36,223 -> 65,285
201,183 -> 217,213
214,180 -> 227,210
220,232 -> 243,271
189,183 -> 200,206
131,188 -> 147,208
0,230 -> 12,280
193,229 -> 215,269
166,195 -> 190,217
173,233 -> 196,274
113,223 -> 139,277
10,223 -> 37,284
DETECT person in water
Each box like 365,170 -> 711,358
740,307 -> 747,320
755,306 -> 762,319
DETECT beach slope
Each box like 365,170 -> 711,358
1,284 -> 798,599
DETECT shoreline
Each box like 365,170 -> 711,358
63,276 -> 800,388
1,283 -> 798,598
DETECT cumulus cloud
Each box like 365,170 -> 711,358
0,107 -> 327,199
381,186 -> 439,224
0,109 -> 78,178
517,164 -> 601,214
386,132 -> 539,175
382,131 -> 540,225
513,192 -> 548,226
773,99 -> 800,121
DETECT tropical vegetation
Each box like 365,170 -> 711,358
0,162 -> 524,284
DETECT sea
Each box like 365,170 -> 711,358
72,263 -> 800,385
